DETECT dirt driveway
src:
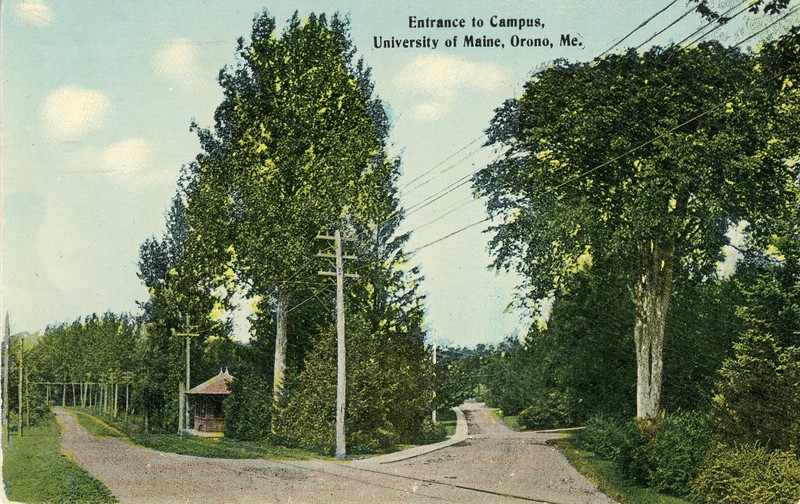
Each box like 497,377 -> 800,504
55,405 -> 615,503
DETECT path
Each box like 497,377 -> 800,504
54,405 -> 615,503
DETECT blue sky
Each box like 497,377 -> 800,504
2,0 -> 795,346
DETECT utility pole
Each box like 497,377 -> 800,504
3,314 -> 10,445
173,315 -> 199,434
25,367 -> 30,429
317,229 -> 358,460
18,337 -> 23,436
432,343 -> 437,425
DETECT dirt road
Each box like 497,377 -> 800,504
54,405 -> 615,503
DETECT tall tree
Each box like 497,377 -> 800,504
186,10 -> 405,423
474,43 -> 797,419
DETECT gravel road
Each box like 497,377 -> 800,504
54,404 -> 615,503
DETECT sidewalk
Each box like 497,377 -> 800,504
350,407 -> 468,466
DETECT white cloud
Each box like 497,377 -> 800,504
395,54 -> 509,121
101,138 -> 154,176
73,138 -> 155,178
411,102 -> 443,121
396,54 -> 509,96
14,0 -> 53,27
152,38 -> 202,84
41,86 -> 110,141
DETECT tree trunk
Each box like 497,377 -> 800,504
633,242 -> 674,420
272,287 -> 290,423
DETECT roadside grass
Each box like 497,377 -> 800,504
436,408 -> 458,437
550,434 -> 691,504
66,408 -> 126,438
501,414 -> 521,431
2,411 -> 116,503
129,432 -> 323,460
66,407 -> 324,460
490,408 -> 523,431
442,420 -> 457,436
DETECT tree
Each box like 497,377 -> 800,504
692,0 -> 792,23
473,43 -> 797,419
187,11 -> 387,421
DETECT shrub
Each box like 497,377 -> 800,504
223,371 -> 273,441
708,331 -> 800,453
608,411 -> 708,495
574,415 -> 627,460
518,391 -> 574,430
692,443 -> 800,504
412,418 -> 448,445
616,419 -> 656,485
650,411 -> 708,495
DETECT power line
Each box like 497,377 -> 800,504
392,2 -> 691,224
677,0 -> 750,46
396,6 -> 796,253
634,5 -> 698,51
409,43 -> 800,253
402,145 -> 484,196
601,0 -> 682,56
396,6 -> 739,235
399,136 -> 484,191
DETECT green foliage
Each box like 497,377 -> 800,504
66,408 -> 125,438
474,43 -> 776,304
2,410 -> 117,503
276,325 -> 338,454
616,420 -> 657,486
412,418 -> 448,445
478,337 -> 541,415
692,444 -> 800,504
475,38 -> 798,418
165,10 -> 434,448
128,433 -> 320,461
662,276 -> 744,412
277,312 -> 433,455
579,412 -> 708,496
518,391 -> 575,430
434,345 -> 486,409
537,262 -> 637,421
576,416 -> 628,461
649,412 -> 709,496
223,371 -> 272,441
560,438 -> 692,504
708,330 -> 800,453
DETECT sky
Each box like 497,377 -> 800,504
2,0 -> 797,347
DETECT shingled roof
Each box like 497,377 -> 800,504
186,368 -> 234,395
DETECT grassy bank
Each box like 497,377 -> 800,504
66,407 -> 323,460
501,414 -> 521,431
2,411 -> 116,503
550,435 -> 691,504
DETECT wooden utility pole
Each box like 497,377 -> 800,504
18,338 -> 23,435
173,316 -> 199,434
25,367 -> 30,429
178,382 -> 185,434
317,230 -> 358,460
432,343 -> 437,424
122,371 -> 133,417
3,313 -> 10,445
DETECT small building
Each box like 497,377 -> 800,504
185,368 -> 234,435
